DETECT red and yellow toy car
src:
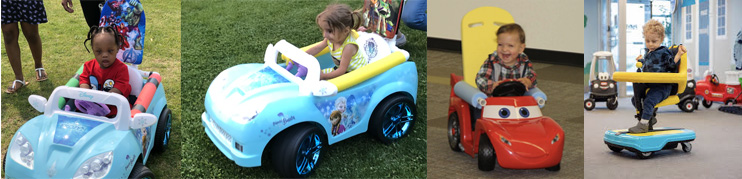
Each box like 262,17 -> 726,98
447,74 -> 564,171
696,72 -> 742,108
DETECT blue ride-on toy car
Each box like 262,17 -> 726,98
202,35 -> 418,177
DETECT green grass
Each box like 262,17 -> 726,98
181,0 -> 426,178
1,0 -> 181,178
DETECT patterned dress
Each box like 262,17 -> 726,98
322,30 -> 368,74
1,0 -> 48,25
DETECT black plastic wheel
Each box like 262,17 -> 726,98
607,97 -> 618,110
153,107 -> 172,153
545,162 -> 560,171
448,113 -> 462,152
681,142 -> 692,152
272,125 -> 325,178
608,146 -> 622,153
370,95 -> 416,144
584,99 -> 595,111
477,135 -> 496,171
702,99 -> 713,108
129,161 -> 154,179
636,151 -> 653,159
726,99 -> 737,106
679,100 -> 695,112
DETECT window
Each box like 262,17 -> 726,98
717,0 -> 726,38
685,7 -> 692,41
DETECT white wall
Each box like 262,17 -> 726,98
428,0 -> 584,54
676,0 -> 742,82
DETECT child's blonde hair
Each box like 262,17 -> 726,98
642,19 -> 665,40
496,23 -> 526,44
316,4 -> 363,33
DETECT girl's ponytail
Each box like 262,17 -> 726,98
351,10 -> 364,30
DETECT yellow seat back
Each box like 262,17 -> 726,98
461,7 -> 514,87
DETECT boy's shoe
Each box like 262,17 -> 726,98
629,121 -> 649,133
648,117 -> 657,130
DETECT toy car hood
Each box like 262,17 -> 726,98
481,97 -> 563,145
205,40 -> 337,124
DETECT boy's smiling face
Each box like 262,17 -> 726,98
92,33 -> 119,69
496,32 -> 525,66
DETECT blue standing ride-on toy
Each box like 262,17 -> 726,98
603,45 -> 695,159
4,0 -> 172,177
202,33 -> 418,177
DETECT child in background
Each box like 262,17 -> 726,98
629,19 -> 686,133
68,26 -> 132,117
476,23 -> 537,96
306,4 -> 368,80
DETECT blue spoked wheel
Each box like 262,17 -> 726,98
371,95 -> 416,144
154,107 -> 172,153
272,125 -> 325,178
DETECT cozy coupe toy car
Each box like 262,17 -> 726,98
201,36 -> 418,177
447,74 -> 563,171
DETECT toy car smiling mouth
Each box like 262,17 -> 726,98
202,37 -> 418,177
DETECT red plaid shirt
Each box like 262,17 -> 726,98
475,52 -> 537,95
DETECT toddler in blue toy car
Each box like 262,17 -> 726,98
306,4 -> 369,80
629,19 -> 687,133
65,26 -> 132,117
475,23 -> 538,96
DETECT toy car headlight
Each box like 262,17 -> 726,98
687,81 -> 694,88
609,83 -> 615,88
73,151 -> 113,179
551,134 -> 560,144
9,133 -> 34,170
500,136 -> 512,146
593,83 -> 599,89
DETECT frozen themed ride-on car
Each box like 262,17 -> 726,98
447,74 -> 564,171
604,44 -> 696,159
4,84 -> 171,178
4,0 -> 172,177
201,36 -> 417,177
584,51 -> 619,110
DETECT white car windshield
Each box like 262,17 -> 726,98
482,105 -> 542,119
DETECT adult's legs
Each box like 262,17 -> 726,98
2,23 -> 23,81
80,0 -> 104,27
400,0 -> 426,31
20,22 -> 44,69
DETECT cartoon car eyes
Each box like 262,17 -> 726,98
484,105 -> 542,119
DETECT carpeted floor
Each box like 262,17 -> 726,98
426,49 -> 584,178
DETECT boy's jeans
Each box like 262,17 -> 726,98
633,83 -> 672,120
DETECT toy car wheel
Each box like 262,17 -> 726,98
129,161 -> 155,179
584,99 -> 595,111
681,142 -> 692,152
447,113 -> 462,152
702,99 -> 713,108
679,100 -> 695,112
272,125 -> 325,178
545,162 -> 560,171
726,99 -> 737,106
608,146 -> 622,153
636,151 -> 653,159
153,107 -> 172,153
370,95 -> 416,144
477,135 -> 496,171
606,97 -> 618,110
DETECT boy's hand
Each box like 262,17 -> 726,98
518,78 -> 532,89
636,55 -> 643,62
488,80 -> 501,94
674,45 -> 687,63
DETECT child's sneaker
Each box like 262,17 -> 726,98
648,117 -> 657,130
629,120 -> 649,133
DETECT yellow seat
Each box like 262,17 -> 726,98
461,7 -> 515,87
612,45 -> 687,108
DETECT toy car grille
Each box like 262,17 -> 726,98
210,117 -> 233,143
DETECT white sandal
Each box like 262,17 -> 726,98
35,68 -> 48,81
5,79 -> 28,94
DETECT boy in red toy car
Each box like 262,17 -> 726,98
629,20 -> 687,133
475,23 -> 537,96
